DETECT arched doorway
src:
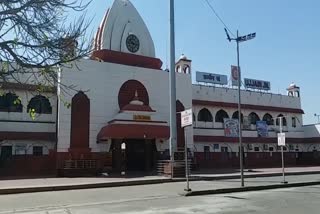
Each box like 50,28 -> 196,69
70,91 -> 91,155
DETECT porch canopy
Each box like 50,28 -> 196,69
97,123 -> 170,140
98,90 -> 170,141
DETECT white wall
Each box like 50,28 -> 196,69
193,85 -> 302,109
194,142 -> 319,153
195,128 -> 304,138
0,90 -> 57,133
192,84 -> 304,133
0,140 -> 55,155
58,59 -> 193,153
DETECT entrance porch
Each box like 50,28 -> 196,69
111,139 -> 158,175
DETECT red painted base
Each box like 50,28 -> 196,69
194,152 -> 320,169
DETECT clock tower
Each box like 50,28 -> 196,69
91,0 -> 162,69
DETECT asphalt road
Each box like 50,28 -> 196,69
0,180 -> 320,213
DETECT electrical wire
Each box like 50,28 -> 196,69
203,0 -> 235,37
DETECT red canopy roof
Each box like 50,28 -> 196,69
98,124 -> 170,140
120,104 -> 155,112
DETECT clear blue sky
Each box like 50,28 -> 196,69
80,0 -> 319,125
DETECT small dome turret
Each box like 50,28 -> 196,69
287,82 -> 300,97
179,54 -> 187,60
175,53 -> 192,74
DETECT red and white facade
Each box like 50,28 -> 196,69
0,0 -> 319,176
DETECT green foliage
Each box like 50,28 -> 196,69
60,95 -> 71,109
1,62 -> 9,73
36,84 -> 46,93
13,97 -> 21,105
28,108 -> 36,120
65,102 -> 71,109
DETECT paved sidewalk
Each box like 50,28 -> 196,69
0,166 -> 319,195
185,173 -> 320,196
192,166 -> 320,179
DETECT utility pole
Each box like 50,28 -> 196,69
236,30 -> 244,188
169,0 -> 177,178
225,29 -> 256,187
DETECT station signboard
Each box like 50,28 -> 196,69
196,71 -> 228,85
244,78 -> 271,91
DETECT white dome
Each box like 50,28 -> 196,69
179,54 -> 187,60
290,83 -> 296,87
96,0 -> 155,58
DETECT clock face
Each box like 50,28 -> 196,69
126,34 -> 140,53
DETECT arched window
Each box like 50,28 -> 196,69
0,93 -> 22,112
232,111 -> 244,123
27,95 -> 52,114
263,113 -> 274,125
248,112 -> 260,125
0,95 -> 5,111
70,91 -> 90,149
193,113 -> 196,122
197,108 -> 213,122
118,80 -> 149,109
183,65 -> 191,74
276,114 -> 287,126
215,109 -> 229,123
176,65 -> 181,73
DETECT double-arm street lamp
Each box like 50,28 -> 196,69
225,29 -> 256,187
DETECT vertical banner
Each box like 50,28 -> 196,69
256,121 -> 268,137
224,118 -> 239,137
231,65 -> 240,86
243,116 -> 251,130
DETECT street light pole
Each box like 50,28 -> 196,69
236,30 -> 244,188
225,29 -> 256,187
169,0 -> 177,178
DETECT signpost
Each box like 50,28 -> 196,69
181,109 -> 192,192
277,133 -> 286,146
277,117 -> 288,184
181,109 -> 192,128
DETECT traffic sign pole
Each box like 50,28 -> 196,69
184,129 -> 191,192
278,117 -> 288,184
181,109 -> 192,192
281,145 -> 286,184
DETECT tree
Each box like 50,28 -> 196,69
0,0 -> 91,86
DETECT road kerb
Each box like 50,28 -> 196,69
183,181 -> 320,197
0,171 -> 320,195
0,178 -> 176,195
192,170 -> 320,181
